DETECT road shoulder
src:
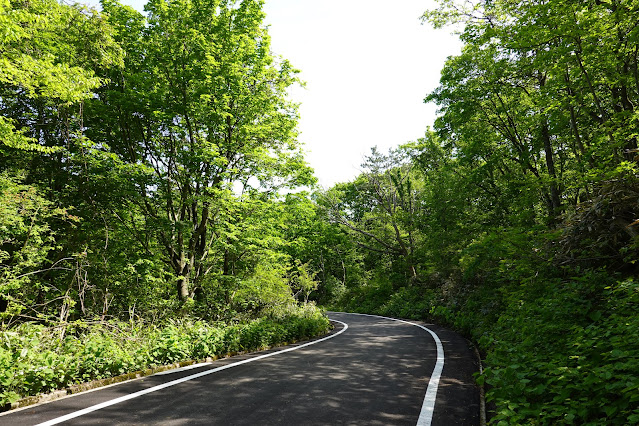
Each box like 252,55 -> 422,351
419,321 -> 481,425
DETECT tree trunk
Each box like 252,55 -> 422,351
177,276 -> 190,301
176,253 -> 191,301
541,120 -> 562,221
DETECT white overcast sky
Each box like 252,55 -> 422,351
82,0 -> 462,187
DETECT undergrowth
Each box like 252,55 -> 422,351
331,274 -> 639,424
0,305 -> 329,407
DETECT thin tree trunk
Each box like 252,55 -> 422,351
541,120 -> 561,220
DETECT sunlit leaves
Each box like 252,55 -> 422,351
0,0 -> 121,154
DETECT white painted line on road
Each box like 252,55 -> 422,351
152,362 -> 212,375
35,320 -> 348,426
339,312 -> 444,426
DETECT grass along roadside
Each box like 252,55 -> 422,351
0,307 -> 330,411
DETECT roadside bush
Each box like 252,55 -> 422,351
76,330 -> 134,380
329,263 -> 639,424
148,323 -> 193,365
480,277 -> 639,425
378,286 -> 441,320
0,307 -> 330,407
335,279 -> 394,314
189,324 -> 224,360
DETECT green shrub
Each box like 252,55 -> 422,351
148,324 -> 192,365
0,306 -> 330,406
480,277 -> 639,425
189,323 -> 224,360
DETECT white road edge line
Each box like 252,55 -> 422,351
340,312 -> 444,426
35,319 -> 348,426
152,362 -> 212,376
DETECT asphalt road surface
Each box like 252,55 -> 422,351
0,312 -> 480,425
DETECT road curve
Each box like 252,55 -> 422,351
0,312 -> 479,425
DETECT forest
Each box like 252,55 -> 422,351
1,0 -> 638,423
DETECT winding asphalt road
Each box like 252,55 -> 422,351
0,312 -> 479,425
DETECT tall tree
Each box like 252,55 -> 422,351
89,0 -> 311,302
